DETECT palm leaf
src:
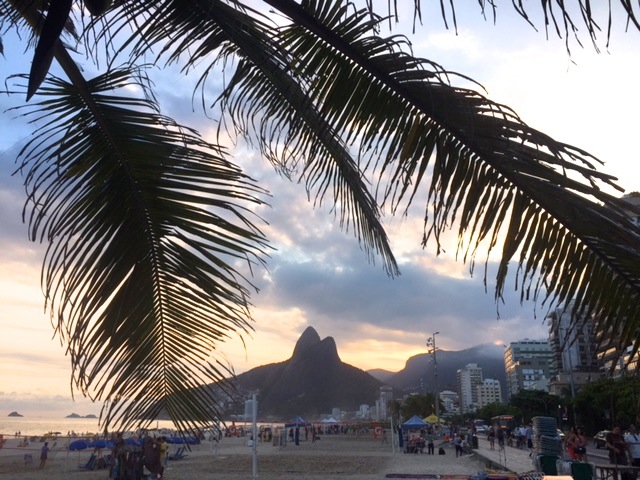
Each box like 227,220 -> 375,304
14,67 -> 270,432
257,0 -> 640,364
90,0 -> 399,275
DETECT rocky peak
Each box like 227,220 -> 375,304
291,326 -> 341,365
291,326 -> 321,358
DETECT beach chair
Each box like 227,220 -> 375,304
84,453 -> 97,470
168,447 -> 187,460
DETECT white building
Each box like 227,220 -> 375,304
457,363 -> 483,413
477,378 -> 502,408
439,390 -> 459,415
375,385 -> 394,421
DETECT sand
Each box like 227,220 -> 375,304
0,434 -> 493,480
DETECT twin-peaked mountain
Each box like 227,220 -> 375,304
228,326 -> 506,418
230,327 -> 383,418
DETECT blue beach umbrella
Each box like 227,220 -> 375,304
69,440 -> 88,451
88,439 -> 107,449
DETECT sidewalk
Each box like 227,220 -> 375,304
472,436 -> 537,474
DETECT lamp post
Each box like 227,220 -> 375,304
427,332 -> 440,419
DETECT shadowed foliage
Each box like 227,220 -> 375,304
1,0 -> 640,433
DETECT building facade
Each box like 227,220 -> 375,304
457,363 -> 483,413
477,378 -> 502,408
504,340 -> 553,398
546,301 -> 602,396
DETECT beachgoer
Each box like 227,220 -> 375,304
606,425 -> 629,465
38,442 -> 51,469
426,431 -> 435,455
453,435 -> 463,457
573,427 -> 589,462
496,428 -> 505,451
488,426 -> 496,450
625,425 -> 640,467
110,433 -> 127,479
565,426 -> 577,460
159,436 -> 169,466
143,436 -> 164,479
525,423 -> 534,456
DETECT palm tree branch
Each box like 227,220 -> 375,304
263,0 -> 640,354
15,68 -> 270,431
99,0 -> 399,274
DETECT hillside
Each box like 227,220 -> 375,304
382,343 -> 507,396
231,327 -> 385,418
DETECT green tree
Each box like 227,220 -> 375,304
2,0 -> 640,433
508,390 -> 563,425
574,377 -> 640,433
474,402 -> 515,425
401,393 -> 436,420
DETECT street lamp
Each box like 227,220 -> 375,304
427,332 -> 440,419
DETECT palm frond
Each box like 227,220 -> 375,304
94,0 -> 399,274
14,67 -> 270,431
263,0 -> 640,364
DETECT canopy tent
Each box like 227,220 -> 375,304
401,415 -> 428,430
320,418 -> 338,423
424,414 -> 446,424
284,416 -> 310,428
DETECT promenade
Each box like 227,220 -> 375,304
472,435 -> 536,474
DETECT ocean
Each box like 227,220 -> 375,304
0,416 -> 178,438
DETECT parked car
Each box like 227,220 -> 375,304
594,430 -> 610,449
475,425 -> 488,434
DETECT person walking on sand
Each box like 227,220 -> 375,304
38,442 -> 51,469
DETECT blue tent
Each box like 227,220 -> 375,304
284,416 -> 309,428
401,415 -> 428,430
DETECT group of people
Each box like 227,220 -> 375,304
109,433 -> 168,480
603,424 -> 640,467
487,426 -> 506,451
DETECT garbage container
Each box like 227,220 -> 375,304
472,434 -> 478,449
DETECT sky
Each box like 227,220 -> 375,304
1,2 -> 640,417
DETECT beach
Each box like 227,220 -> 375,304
0,433 -> 496,480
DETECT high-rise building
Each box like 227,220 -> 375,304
457,363 -> 483,413
596,194 -> 640,375
477,378 -> 502,408
375,385 -> 394,421
504,340 -> 553,398
547,301 -> 602,396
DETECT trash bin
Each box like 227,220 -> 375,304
472,434 -> 478,449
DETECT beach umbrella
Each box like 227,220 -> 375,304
88,439 -> 107,449
69,440 -> 88,451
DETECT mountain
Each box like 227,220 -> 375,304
381,343 -> 507,396
367,368 -> 395,383
230,327 -> 384,419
